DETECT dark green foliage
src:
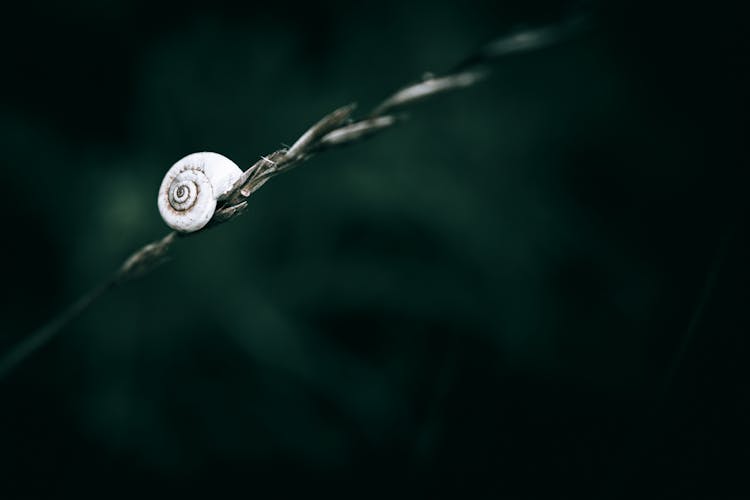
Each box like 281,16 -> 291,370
0,0 -> 748,497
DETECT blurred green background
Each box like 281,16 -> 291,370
1,0 -> 748,497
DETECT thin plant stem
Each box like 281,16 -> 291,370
0,280 -> 116,379
661,265 -> 719,390
0,15 -> 589,381
662,225 -> 735,392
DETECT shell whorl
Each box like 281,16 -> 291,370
158,152 -> 243,233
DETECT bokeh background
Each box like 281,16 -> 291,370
1,0 -> 748,497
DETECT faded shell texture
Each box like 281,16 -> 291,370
158,152 -> 243,233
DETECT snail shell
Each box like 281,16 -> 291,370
158,152 -> 243,233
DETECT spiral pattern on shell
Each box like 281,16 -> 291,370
158,152 -> 243,233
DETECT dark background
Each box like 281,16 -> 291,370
1,0 -> 748,497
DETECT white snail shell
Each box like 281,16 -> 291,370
158,152 -> 243,233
